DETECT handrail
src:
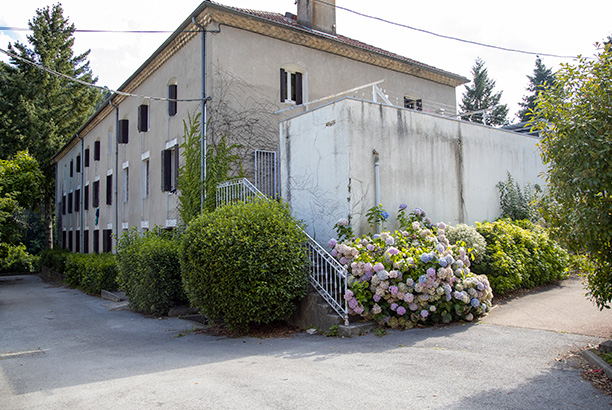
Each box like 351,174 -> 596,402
216,178 -> 349,325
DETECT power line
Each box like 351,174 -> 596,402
0,46 -> 202,102
0,26 -> 186,34
315,0 -> 580,59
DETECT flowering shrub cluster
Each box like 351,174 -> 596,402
329,207 -> 493,329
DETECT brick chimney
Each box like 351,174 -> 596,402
297,0 -> 336,35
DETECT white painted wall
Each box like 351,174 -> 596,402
280,98 -> 546,244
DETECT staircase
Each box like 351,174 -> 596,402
216,178 -> 349,327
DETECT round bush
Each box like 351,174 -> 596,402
180,199 -> 309,332
445,224 -> 487,265
116,228 -> 186,316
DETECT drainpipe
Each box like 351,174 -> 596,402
373,149 -> 380,233
109,99 -> 119,252
191,17 -> 220,212
78,134 -> 84,253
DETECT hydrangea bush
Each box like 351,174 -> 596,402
329,207 -> 493,329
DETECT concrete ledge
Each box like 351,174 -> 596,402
582,349 -> 612,379
101,290 -> 127,302
338,321 -> 376,338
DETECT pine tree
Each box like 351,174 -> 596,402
460,58 -> 508,126
517,57 -> 556,122
0,4 -> 103,248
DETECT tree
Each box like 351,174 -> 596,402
0,4 -> 103,248
533,40 -> 612,309
460,58 -> 509,126
517,57 -> 556,122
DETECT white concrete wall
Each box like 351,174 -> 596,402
280,98 -> 546,244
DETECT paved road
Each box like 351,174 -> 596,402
1,274 -> 611,409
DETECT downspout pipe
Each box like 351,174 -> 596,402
109,99 -> 119,252
191,17 -> 220,212
77,133 -> 84,253
373,149 -> 380,233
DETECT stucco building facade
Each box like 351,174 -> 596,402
53,0 -> 467,253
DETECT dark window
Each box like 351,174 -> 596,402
93,181 -> 100,208
62,231 -> 67,249
161,146 -> 179,192
74,189 -> 80,213
76,155 -> 81,173
62,195 -> 66,215
83,230 -> 89,254
84,185 -> 89,210
404,98 -> 423,111
93,230 -> 100,253
118,119 -> 129,144
68,192 -> 73,214
68,231 -> 73,252
168,84 -> 177,116
84,148 -> 90,167
94,141 -> 101,161
70,160 -> 74,177
138,105 -> 149,132
280,69 -> 303,105
103,229 -> 112,253
75,230 -> 80,253
106,174 -> 113,205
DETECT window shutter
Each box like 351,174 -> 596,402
94,141 -> 101,161
74,189 -> 80,213
280,68 -> 287,103
161,149 -> 172,192
168,85 -> 178,116
68,192 -> 73,214
76,155 -> 81,172
84,185 -> 89,210
118,119 -> 129,143
106,175 -> 113,205
173,145 -> 179,191
70,160 -> 74,177
295,72 -> 303,105
84,148 -> 90,167
62,195 -> 66,215
138,105 -> 149,132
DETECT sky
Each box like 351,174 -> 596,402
1,0 -> 611,123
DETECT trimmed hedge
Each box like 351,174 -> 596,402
64,253 -> 118,294
39,248 -> 70,274
473,219 -> 570,295
116,228 -> 186,316
181,199 -> 309,333
0,243 -> 39,273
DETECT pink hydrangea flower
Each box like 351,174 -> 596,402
397,306 -> 406,316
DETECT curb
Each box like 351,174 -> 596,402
581,349 -> 612,379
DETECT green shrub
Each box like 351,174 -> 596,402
473,219 -> 570,295
64,253 -> 117,294
40,248 -> 70,273
0,243 -> 39,273
181,199 -> 309,333
116,228 -> 186,316
496,172 -> 541,222
445,224 -> 487,265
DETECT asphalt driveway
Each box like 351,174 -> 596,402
1,274 -> 611,409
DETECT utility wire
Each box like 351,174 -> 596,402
0,47 -> 202,102
314,0 -> 580,59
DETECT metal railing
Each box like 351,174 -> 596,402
216,178 -> 349,325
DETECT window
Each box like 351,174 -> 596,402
161,145 -> 179,192
106,174 -> 113,205
75,230 -> 80,253
280,68 -> 303,105
93,230 -> 100,253
67,193 -> 73,214
93,181 -> 100,207
68,231 -> 73,252
94,141 -> 101,161
74,189 -> 80,213
83,230 -> 89,254
84,148 -> 90,167
76,155 -> 81,173
122,167 -> 129,203
103,229 -> 112,253
404,97 -> 423,111
118,119 -> 129,144
168,84 -> 177,116
62,195 -> 66,215
138,105 -> 149,132
141,159 -> 149,198
62,231 -> 67,249
84,185 -> 89,210
70,160 -> 74,177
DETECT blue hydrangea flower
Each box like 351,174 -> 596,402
381,211 -> 390,219
399,203 -> 407,210
471,298 -> 480,308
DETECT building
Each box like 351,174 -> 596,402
53,0 -> 469,253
